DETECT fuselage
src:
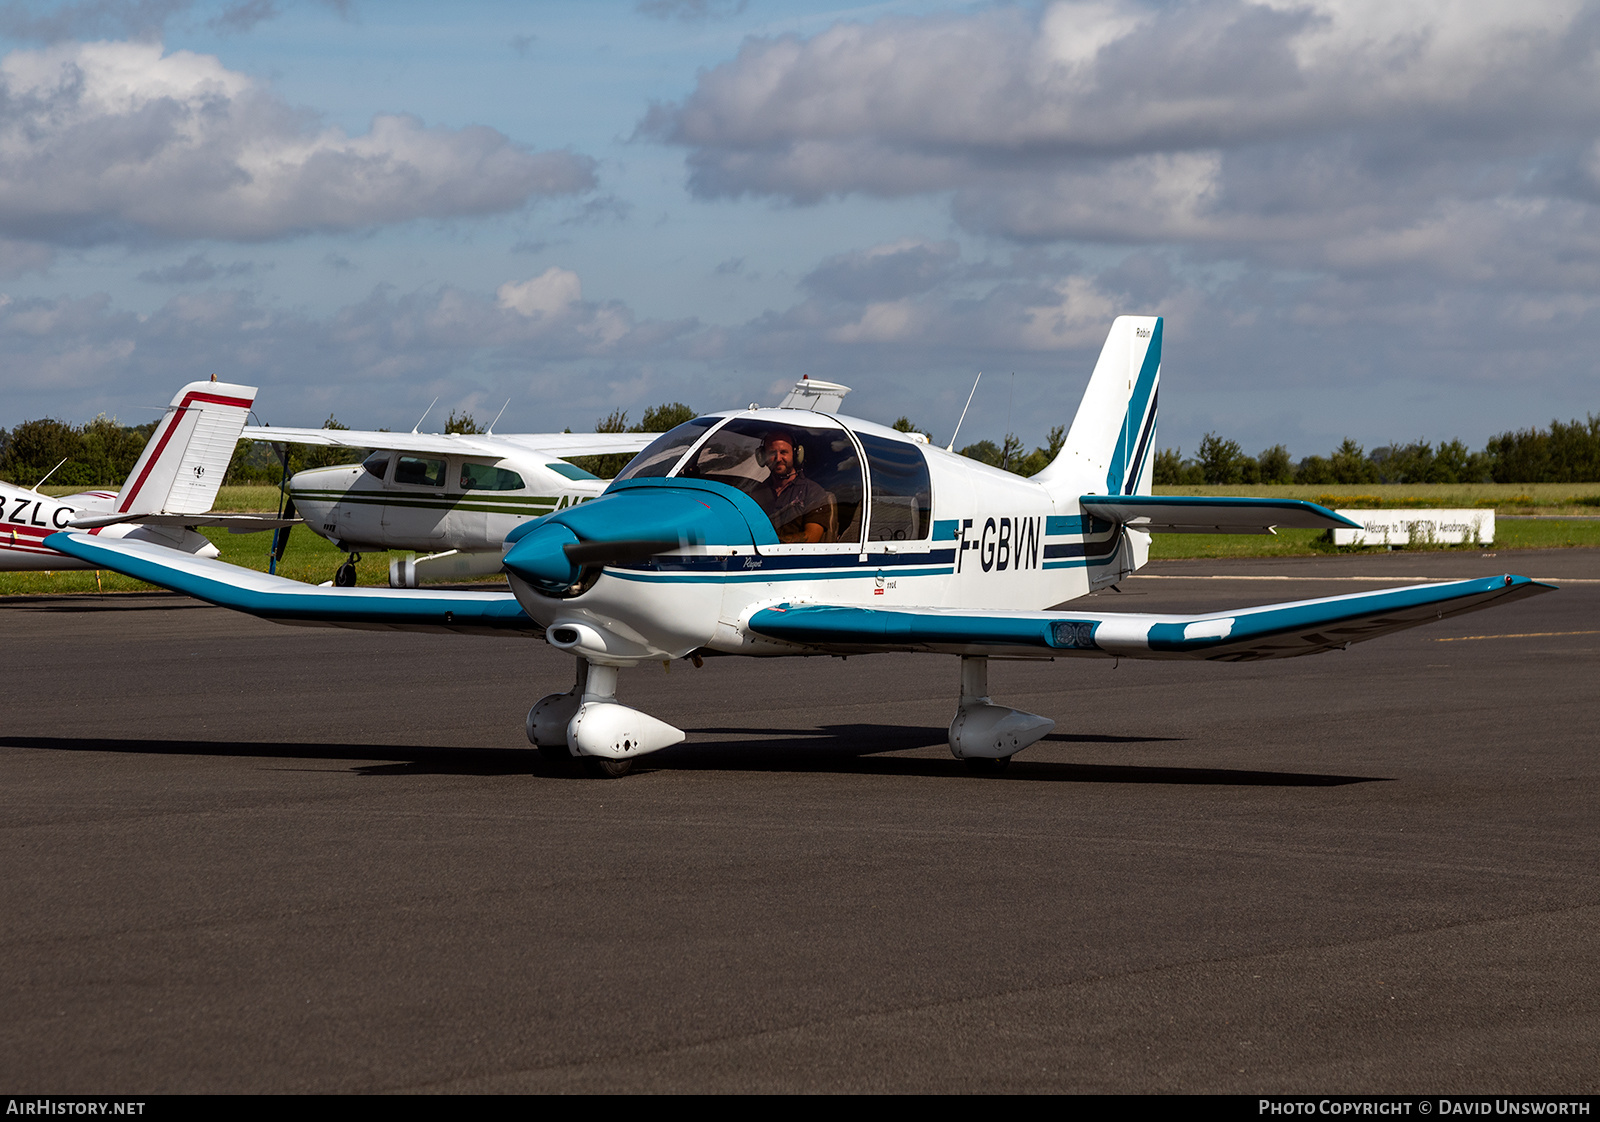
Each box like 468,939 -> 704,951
501,408 -> 1148,665
289,448 -> 607,555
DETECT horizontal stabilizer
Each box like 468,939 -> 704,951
748,574 -> 1552,661
46,531 -> 539,635
1079,495 -> 1359,534
68,512 -> 301,532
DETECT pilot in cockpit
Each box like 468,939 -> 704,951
748,428 -> 834,544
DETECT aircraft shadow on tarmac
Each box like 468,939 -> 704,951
0,731 -> 1386,787
0,594 -> 212,613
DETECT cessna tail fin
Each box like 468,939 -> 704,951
113,381 -> 257,516
1032,316 -> 1161,499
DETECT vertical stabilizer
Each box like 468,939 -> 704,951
1032,316 -> 1161,499
114,381 -> 258,515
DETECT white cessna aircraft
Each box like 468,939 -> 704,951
2,380 -> 276,572
49,318 -> 1550,777
244,376 -> 853,588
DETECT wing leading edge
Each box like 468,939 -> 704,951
46,531 -> 539,636
748,575 -> 1553,661
241,426 -> 656,460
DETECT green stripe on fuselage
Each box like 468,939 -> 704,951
291,490 -> 563,516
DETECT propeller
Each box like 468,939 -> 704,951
506,525 -> 701,590
269,437 -> 294,574
271,496 -> 296,563
562,538 -> 682,568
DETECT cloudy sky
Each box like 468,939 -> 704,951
1,0 -> 1597,459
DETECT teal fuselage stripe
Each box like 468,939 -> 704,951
605,565 -> 956,584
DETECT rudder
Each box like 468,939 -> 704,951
114,380 -> 258,515
1032,316 -> 1161,499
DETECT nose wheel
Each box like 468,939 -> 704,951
526,659 -> 681,778
334,553 -> 362,587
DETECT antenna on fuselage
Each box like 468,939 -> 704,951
999,372 -> 1015,470
946,372 -> 982,452
486,399 -> 511,436
411,397 -> 439,434
28,457 -> 69,492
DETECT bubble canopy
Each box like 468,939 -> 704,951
609,411 -> 931,544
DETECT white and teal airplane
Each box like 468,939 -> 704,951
48,318 -> 1552,776
245,376 -> 852,587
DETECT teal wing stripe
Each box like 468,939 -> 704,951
750,604 -> 1067,648
1146,574 -> 1550,653
46,532 -> 537,633
747,575 -> 1552,656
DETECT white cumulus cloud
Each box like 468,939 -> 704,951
0,39 -> 597,244
497,267 -> 583,319
649,0 -> 1600,276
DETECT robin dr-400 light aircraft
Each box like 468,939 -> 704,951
49,317 -> 1552,777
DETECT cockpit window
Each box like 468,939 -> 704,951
676,417 -> 863,545
361,452 -> 391,481
548,462 -> 600,482
612,417 -> 718,482
860,433 -> 932,540
394,455 -> 446,487
459,462 -> 525,491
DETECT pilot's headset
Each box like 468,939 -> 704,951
756,429 -> 805,468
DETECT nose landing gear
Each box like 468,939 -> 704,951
334,552 -> 362,587
527,658 -> 685,778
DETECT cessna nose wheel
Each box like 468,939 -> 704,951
334,553 -> 361,587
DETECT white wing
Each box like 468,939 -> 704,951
241,427 -> 657,459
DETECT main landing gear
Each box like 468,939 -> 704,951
524,654 -> 1053,779
948,656 -> 1055,775
334,552 -> 362,587
526,659 -> 686,778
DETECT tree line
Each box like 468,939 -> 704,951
5,406 -> 1596,487
1155,415 -> 1600,485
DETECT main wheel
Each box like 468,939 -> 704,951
964,755 -> 1012,776
334,561 -> 357,587
581,757 -> 634,779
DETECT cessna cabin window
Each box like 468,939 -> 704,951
459,462 -> 525,491
612,416 -> 718,482
394,455 -> 446,487
361,452 -> 391,481
860,433 -> 932,540
675,418 -> 864,545
548,462 -> 600,482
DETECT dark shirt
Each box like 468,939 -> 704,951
750,471 -> 831,542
